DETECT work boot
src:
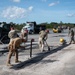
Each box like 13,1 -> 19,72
7,63 -> 13,66
42,49 -> 45,52
6,60 -> 12,66
15,60 -> 21,63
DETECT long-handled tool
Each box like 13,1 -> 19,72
45,40 -> 50,51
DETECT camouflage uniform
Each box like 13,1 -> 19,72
38,30 -> 48,52
21,28 -> 28,42
8,30 -> 18,42
69,29 -> 75,44
7,37 -> 26,66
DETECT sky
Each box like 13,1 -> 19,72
0,0 -> 75,24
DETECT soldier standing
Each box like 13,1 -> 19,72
68,27 -> 71,36
8,26 -> 19,43
68,29 -> 75,44
21,28 -> 28,42
38,29 -> 49,52
7,37 -> 26,66
7,26 -> 20,66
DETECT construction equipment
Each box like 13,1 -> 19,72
0,23 -> 11,44
53,28 -> 58,33
53,26 -> 62,33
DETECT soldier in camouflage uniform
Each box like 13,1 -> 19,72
68,29 -> 75,44
7,37 -> 26,66
21,28 -> 28,42
38,29 -> 49,52
8,26 -> 19,43
7,27 -> 20,66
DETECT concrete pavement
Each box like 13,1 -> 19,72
0,43 -> 75,75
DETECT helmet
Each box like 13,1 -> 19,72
60,38 -> 64,43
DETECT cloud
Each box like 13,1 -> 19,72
42,0 -> 47,2
49,1 -> 59,6
1,6 -> 33,19
67,13 -> 75,17
12,0 -> 20,3
28,6 -> 33,11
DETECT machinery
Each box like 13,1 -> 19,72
0,23 -> 11,43
53,28 -> 58,33
53,26 -> 62,33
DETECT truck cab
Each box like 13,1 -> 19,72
22,22 -> 34,34
22,21 -> 46,34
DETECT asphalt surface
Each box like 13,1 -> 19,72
0,29 -> 75,75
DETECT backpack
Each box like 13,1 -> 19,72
8,30 -> 18,38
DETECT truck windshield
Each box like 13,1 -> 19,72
0,24 -> 3,27
27,23 -> 33,27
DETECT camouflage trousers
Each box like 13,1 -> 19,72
69,36 -> 75,44
38,37 -> 45,52
7,49 -> 19,65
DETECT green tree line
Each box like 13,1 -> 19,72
0,21 -> 75,30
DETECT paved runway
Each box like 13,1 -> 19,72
1,29 -> 75,75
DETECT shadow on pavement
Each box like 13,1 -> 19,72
0,43 -> 38,55
11,44 -> 69,70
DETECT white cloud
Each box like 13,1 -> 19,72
1,6 -> 33,19
42,0 -> 47,2
67,13 -> 75,17
28,6 -> 33,11
49,1 -> 59,6
12,0 -> 20,3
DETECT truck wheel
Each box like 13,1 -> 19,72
31,31 -> 34,34
30,30 -> 34,34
